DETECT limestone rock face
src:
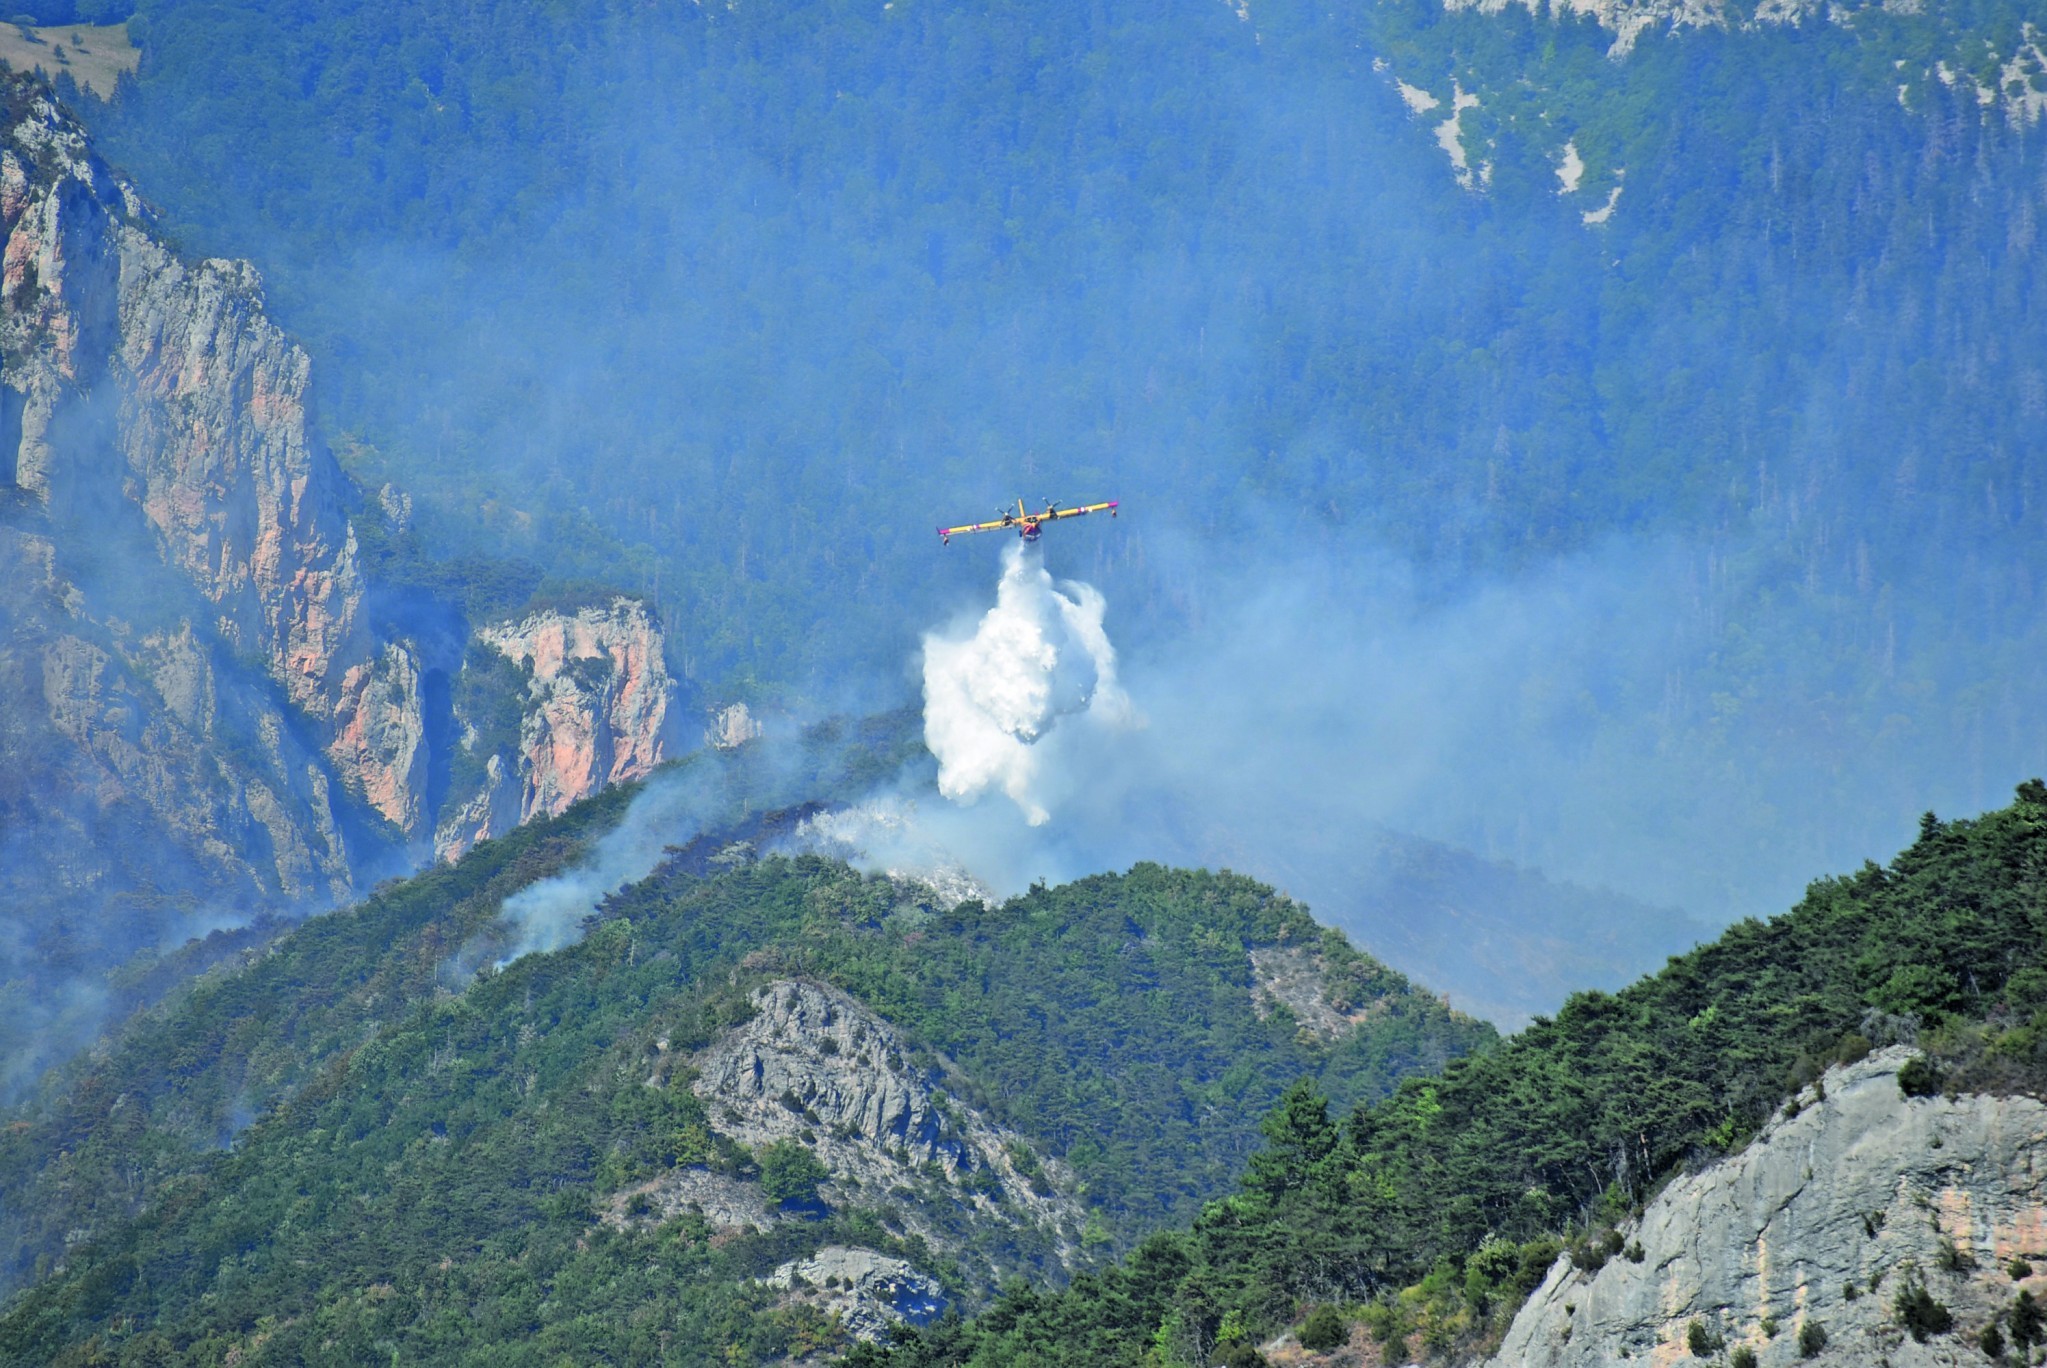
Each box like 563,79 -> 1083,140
475,598 -> 672,821
764,1246 -> 948,1342
686,979 -> 1084,1263
0,79 -> 662,1090
431,751 -> 523,866
0,79 -> 424,832
706,700 -> 763,749
1488,1047 -> 2047,1368
1433,0 -> 2047,121
599,980 -> 1082,1302
1438,0 -> 1734,59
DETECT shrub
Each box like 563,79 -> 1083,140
1897,1055 -> 1944,1097
1686,1318 -> 1713,1356
1797,1319 -> 1827,1357
1730,1348 -> 1758,1368
757,1139 -> 829,1206
2012,1258 -> 2035,1280
1298,1304 -> 1345,1353
1572,1228 -> 1626,1272
1509,1237 -> 1563,1298
1980,1322 -> 2005,1358
1360,1298 -> 1407,1347
1216,1340 -> 1268,1368
2013,1289 -> 2044,1347
1895,1283 -> 1953,1342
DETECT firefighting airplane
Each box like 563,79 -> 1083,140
938,498 -> 1119,545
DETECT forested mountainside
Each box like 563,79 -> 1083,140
0,74 -> 683,1097
0,767 -> 1488,1363
857,783 -> 2047,1367
38,0 -> 2046,937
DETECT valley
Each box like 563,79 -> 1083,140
0,0 -> 2044,1362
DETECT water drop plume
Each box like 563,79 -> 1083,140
921,541 -> 1133,825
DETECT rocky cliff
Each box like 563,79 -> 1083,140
436,597 -> 671,860
608,979 -> 1084,1296
1489,1047 -> 2047,1367
0,81 -> 426,829
0,77 -> 676,1090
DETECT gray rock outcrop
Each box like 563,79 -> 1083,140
601,1166 -> 782,1232
1250,945 -> 1383,1040
692,980 -> 1080,1239
765,1245 -> 948,1342
1488,1047 -> 2047,1367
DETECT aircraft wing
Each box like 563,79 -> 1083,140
938,516 -> 1015,538
1042,500 -> 1118,520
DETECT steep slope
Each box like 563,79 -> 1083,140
2,74 -> 423,827
1491,1047 -> 2047,1367
0,776 -> 642,1299
855,782 -> 2047,1367
0,74 -> 677,1093
0,812 -> 1489,1362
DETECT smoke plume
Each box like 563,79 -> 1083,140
466,740 -> 806,972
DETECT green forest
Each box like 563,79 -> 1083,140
11,770 -> 2047,1365
0,786 -> 1487,1364
855,783 -> 2047,1365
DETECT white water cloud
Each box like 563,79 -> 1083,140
920,541 -> 1135,824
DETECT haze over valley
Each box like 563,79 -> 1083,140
2,0 -> 2046,1363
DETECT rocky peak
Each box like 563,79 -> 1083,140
1489,1046 -> 2047,1366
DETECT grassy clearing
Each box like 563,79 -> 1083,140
0,22 -> 136,100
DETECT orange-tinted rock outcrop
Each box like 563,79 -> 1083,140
436,599 -> 672,861
0,77 -> 673,1084
0,81 -> 424,833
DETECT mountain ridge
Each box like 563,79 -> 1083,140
0,780 -> 1491,1361
854,784 -> 2047,1366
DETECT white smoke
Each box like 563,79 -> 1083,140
461,746 -> 801,975
487,771 -> 722,963
921,541 -> 1134,824
791,798 -> 997,907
